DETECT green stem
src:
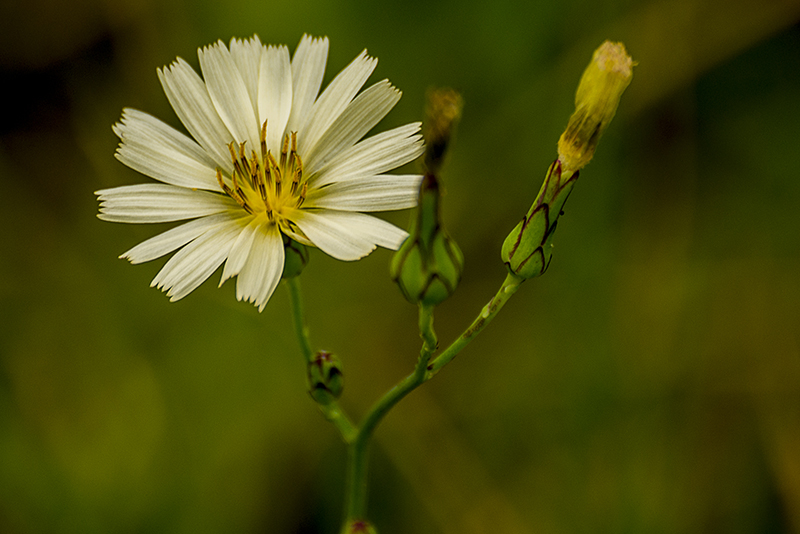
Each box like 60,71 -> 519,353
285,278 -> 357,442
342,275 -> 522,525
318,403 -> 358,444
426,273 -> 522,376
286,277 -> 314,365
344,304 -> 437,522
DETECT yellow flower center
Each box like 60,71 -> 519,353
216,121 -> 308,232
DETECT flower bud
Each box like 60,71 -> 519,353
503,41 -> 633,281
307,351 -> 343,405
557,41 -> 634,173
281,235 -> 309,279
390,174 -> 464,306
501,160 -> 576,280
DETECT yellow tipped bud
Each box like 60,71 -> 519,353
557,41 -> 634,173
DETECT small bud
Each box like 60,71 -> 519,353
423,88 -> 463,174
391,175 -> 464,306
344,520 -> 377,534
281,235 -> 309,279
557,41 -> 634,173
501,160 -> 576,280
392,88 -> 464,306
307,351 -> 343,405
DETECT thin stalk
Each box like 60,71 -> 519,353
344,304 -> 437,522
286,277 -> 314,365
286,278 -> 357,442
426,273 -> 521,376
338,273 -> 522,529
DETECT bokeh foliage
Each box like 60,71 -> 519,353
1,0 -> 799,532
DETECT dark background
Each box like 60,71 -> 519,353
1,0 -> 799,532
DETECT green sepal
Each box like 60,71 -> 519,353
391,243 -> 424,301
501,160 -> 576,280
281,235 -> 309,279
390,175 -> 464,306
307,351 -> 343,405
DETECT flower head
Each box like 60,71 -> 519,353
97,35 -> 424,310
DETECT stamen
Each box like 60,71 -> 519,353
228,143 -> 245,179
296,182 -> 308,207
216,129 -> 309,222
215,169 -> 229,193
238,142 -> 251,176
267,152 -> 282,196
230,166 -> 248,205
251,149 -> 267,202
263,157 -> 273,188
216,169 -> 253,214
260,120 -> 268,159
291,152 -> 303,193
280,134 -> 290,169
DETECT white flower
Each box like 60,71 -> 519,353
97,35 -> 424,311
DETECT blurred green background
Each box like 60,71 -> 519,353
1,0 -> 799,532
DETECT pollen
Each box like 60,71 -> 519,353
217,121 -> 308,227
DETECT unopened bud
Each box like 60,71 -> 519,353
503,41 -> 633,280
558,41 -> 634,173
307,351 -> 343,405
282,235 -> 309,279
501,160 -> 576,280
391,175 -> 464,306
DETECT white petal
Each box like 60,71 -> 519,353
312,122 -> 424,186
294,210 -> 408,261
121,213 -> 245,264
258,45 -> 293,155
236,223 -> 284,311
282,227 -> 314,247
158,58 -> 234,173
304,80 -> 401,176
286,35 -> 329,135
298,50 -> 377,156
230,35 -> 264,114
113,108 -> 220,191
219,217 -> 260,284
151,218 -> 246,301
198,41 -> 261,152
305,174 -> 422,211
96,184 -> 239,223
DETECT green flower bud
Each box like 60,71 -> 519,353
307,351 -> 343,405
503,41 -> 633,281
558,40 -> 634,173
501,160 -> 576,280
281,235 -> 309,279
391,174 -> 464,306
